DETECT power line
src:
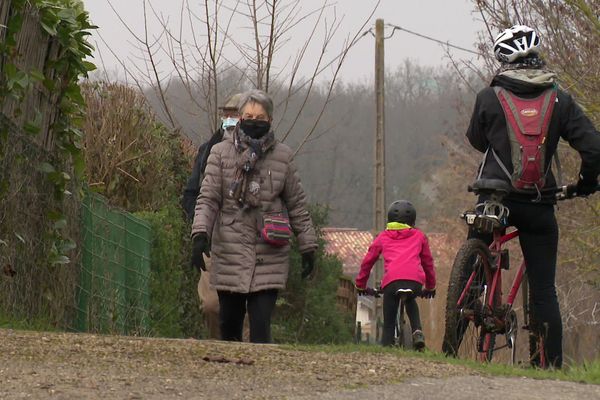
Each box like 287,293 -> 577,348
385,23 -> 481,56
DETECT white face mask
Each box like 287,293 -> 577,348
221,117 -> 239,130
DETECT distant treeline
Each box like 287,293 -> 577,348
139,61 -> 479,230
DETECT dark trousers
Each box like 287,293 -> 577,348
381,280 -> 423,346
469,199 -> 562,368
217,289 -> 278,343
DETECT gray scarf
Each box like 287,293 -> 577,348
498,68 -> 557,86
228,127 -> 275,208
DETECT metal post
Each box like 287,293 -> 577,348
373,18 -> 386,343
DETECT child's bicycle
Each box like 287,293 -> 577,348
360,287 -> 420,349
442,179 -> 598,367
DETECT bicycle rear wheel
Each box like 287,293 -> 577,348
443,239 -> 495,361
395,302 -> 413,349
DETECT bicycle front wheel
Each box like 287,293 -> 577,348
442,239 -> 495,361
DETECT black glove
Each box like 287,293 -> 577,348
191,233 -> 210,272
301,251 -> 315,279
356,287 -> 380,297
576,175 -> 598,196
421,288 -> 436,299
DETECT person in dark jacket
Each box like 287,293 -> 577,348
182,93 -> 242,339
182,94 -> 242,221
466,25 -> 600,368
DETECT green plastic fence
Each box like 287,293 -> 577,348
76,191 -> 152,335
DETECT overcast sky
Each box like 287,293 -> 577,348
82,0 -> 486,83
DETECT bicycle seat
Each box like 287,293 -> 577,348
395,288 -> 414,297
469,179 -> 511,195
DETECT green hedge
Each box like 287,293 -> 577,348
273,205 -> 355,344
137,203 -> 353,343
136,204 -> 202,338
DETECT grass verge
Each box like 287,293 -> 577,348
0,314 -> 59,332
281,343 -> 600,385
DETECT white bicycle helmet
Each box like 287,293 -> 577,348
493,25 -> 541,63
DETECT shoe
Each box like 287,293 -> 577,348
412,330 -> 425,351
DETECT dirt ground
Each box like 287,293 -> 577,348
1,329 -> 599,400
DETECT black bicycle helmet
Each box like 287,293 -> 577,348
387,200 -> 416,226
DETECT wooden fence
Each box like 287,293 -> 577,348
337,276 -> 357,316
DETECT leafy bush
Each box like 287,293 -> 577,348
82,81 -> 198,337
82,82 -> 188,212
273,205 -> 355,344
136,202 -> 353,342
135,204 -> 204,338
0,0 -> 94,328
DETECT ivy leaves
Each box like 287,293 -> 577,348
1,0 -> 96,265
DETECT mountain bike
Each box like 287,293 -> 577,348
442,179 -> 598,367
361,287 -> 416,349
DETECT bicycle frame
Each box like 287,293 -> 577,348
493,229 -> 522,308
459,183 -> 599,314
396,297 -> 407,347
457,225 -> 548,365
361,288 -> 415,348
456,227 -> 525,362
447,182 -> 594,366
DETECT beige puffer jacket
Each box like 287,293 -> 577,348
191,132 -> 317,293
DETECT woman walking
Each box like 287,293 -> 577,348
191,89 -> 317,343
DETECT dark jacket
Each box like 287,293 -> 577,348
466,72 -> 600,203
182,129 -> 225,220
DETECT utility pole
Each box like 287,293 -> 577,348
374,20 -> 386,242
372,18 -> 386,342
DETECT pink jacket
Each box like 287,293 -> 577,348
355,227 -> 436,290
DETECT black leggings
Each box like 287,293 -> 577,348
469,199 -> 562,368
381,280 -> 422,346
217,289 -> 278,343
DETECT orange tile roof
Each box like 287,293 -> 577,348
426,232 -> 461,266
322,228 -> 374,276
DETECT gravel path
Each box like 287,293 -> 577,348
290,376 -> 600,400
1,329 -> 598,399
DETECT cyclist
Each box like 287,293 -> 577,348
466,25 -> 600,368
355,200 -> 436,349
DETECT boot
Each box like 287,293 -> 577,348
412,329 -> 425,351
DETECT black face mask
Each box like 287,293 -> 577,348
240,118 -> 271,139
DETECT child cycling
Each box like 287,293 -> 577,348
355,200 -> 436,349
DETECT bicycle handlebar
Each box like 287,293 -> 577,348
358,287 -> 432,298
358,287 -> 381,297
554,184 -> 600,201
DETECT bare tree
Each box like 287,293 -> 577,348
101,0 -> 380,147
474,0 -> 600,117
